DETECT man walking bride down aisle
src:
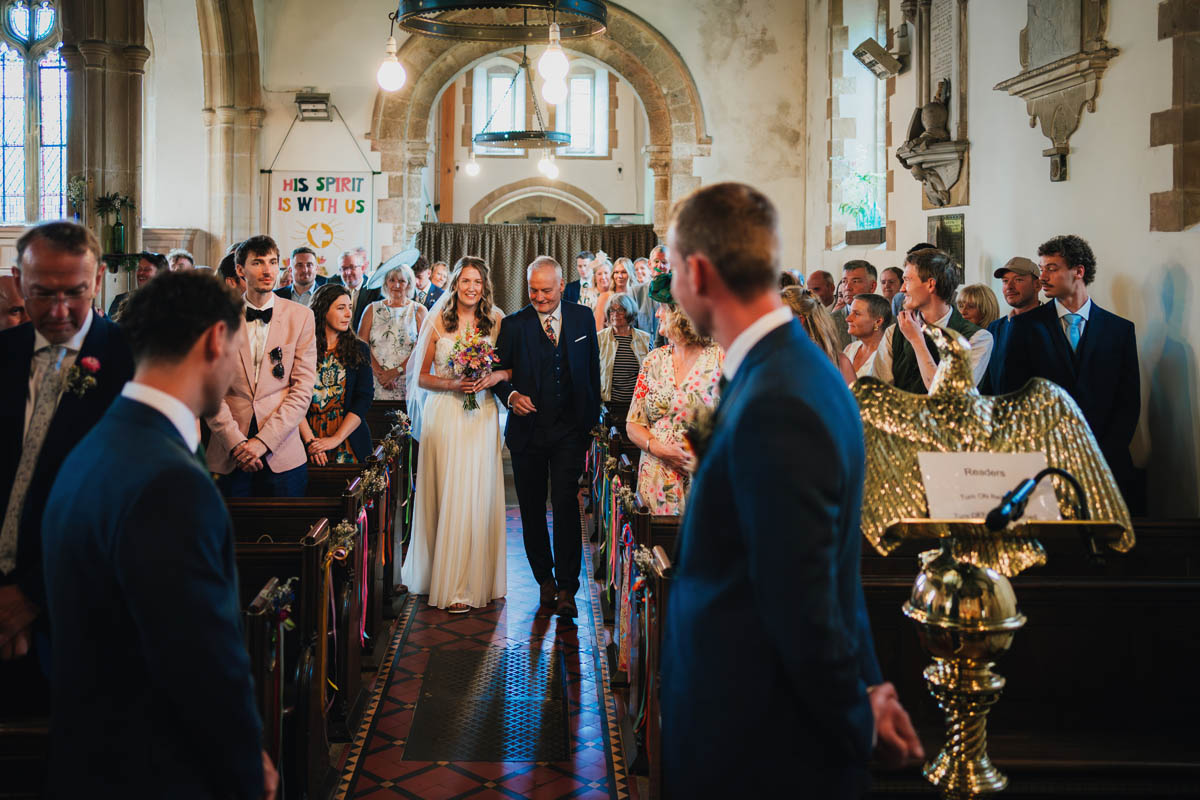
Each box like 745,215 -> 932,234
401,255 -> 600,618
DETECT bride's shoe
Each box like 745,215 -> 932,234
448,603 -> 471,614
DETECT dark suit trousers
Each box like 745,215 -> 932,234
510,432 -> 588,594
214,417 -> 308,498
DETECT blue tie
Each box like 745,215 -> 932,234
1065,313 -> 1084,351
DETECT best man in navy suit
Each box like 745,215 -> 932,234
492,256 -> 601,617
0,222 -> 134,713
1000,234 -> 1142,509
42,271 -> 275,799
662,183 -> 922,796
274,245 -> 327,307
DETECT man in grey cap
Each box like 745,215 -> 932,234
979,256 -> 1041,393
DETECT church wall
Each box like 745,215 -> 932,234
806,0 -> 1200,515
143,0 -> 207,232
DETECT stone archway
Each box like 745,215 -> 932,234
469,178 -> 607,224
369,2 -> 710,256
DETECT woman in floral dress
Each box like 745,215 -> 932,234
625,284 -> 724,515
302,285 -> 374,465
357,263 -> 426,402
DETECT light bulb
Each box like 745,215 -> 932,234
376,36 -> 406,91
544,160 -> 559,180
542,77 -> 567,106
537,153 -> 552,176
537,22 -> 570,81
464,152 -> 480,177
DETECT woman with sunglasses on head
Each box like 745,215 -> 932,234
300,284 -> 374,465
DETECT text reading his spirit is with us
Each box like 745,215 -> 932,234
276,176 -> 368,214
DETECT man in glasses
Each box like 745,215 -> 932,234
205,235 -> 317,497
0,221 -> 134,712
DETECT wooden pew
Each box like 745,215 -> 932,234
862,517 -> 1200,797
0,718 -> 47,799
231,516 -> 331,800
364,400 -> 406,447
244,578 -> 286,775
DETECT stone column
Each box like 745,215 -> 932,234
401,140 -> 431,247
204,104 -> 265,261
644,145 -> 671,238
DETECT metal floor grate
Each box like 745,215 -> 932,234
403,647 -> 570,762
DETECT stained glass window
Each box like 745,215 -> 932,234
0,2 -> 65,223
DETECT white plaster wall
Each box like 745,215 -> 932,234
807,0 -> 1200,514
444,58 -> 647,223
143,0 -> 207,230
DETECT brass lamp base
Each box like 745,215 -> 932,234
921,659 -> 1009,798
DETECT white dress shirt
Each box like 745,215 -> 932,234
537,303 -> 562,343
722,306 -> 793,381
1054,297 -> 1092,340
867,307 -> 994,387
26,310 -> 94,434
121,382 -> 200,452
244,293 -> 276,387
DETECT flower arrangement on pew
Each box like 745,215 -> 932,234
447,328 -> 498,411
266,577 -> 298,631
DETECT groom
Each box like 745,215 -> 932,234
493,257 -> 600,617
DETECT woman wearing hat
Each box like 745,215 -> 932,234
624,274 -> 724,515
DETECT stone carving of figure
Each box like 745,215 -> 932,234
905,78 -> 952,151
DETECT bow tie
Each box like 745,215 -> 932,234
245,307 -> 273,324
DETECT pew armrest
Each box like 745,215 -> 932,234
651,546 -> 673,579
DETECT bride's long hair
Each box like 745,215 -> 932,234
440,256 -> 496,336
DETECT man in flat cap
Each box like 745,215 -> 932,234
979,256 -> 1040,394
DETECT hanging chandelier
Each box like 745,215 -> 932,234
396,0 -> 607,42
473,50 -> 569,151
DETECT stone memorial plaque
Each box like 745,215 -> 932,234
1026,0 -> 1081,70
927,213 -> 965,269
930,0 -> 959,132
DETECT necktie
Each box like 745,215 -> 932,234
543,315 -> 557,346
0,346 -> 68,574
1065,313 -> 1084,351
245,307 -> 272,324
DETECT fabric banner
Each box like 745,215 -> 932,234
269,171 -> 373,276
416,222 -> 659,315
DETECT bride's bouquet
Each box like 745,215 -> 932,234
448,328 -> 498,410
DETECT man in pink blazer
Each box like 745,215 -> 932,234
206,235 -> 317,497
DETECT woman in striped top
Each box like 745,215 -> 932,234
597,293 -> 652,428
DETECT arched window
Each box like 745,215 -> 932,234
554,63 -> 608,157
471,57 -> 526,157
0,0 -> 64,223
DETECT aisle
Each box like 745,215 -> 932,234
334,506 -> 629,799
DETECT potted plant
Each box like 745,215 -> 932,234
94,192 -> 136,254
839,171 -> 886,246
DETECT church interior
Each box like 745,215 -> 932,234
2,0 -> 1199,798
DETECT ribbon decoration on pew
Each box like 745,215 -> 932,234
322,519 -> 358,712
357,507 -> 370,648
617,521 -> 636,673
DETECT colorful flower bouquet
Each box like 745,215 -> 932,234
448,328 -> 498,410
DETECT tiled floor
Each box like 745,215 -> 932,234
334,506 -> 629,799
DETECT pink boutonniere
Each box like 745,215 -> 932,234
64,356 -> 100,398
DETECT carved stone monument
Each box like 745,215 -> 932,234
993,1 -> 1119,182
897,0 -> 969,208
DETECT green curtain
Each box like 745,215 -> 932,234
416,222 -> 660,314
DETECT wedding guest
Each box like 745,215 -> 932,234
218,247 -> 246,294
275,246 -> 326,307
205,235 -> 317,497
806,269 -> 836,309
979,256 -> 1041,394
598,293 -> 652,428
890,242 -> 937,318
0,221 -> 133,713
167,248 -> 194,271
328,250 -> 380,329
879,266 -> 903,304
631,245 -> 670,335
41,270 -> 276,800
611,258 -> 633,296
625,278 -> 723,514
1001,235 -> 1140,507
833,278 -> 851,312
866,247 -> 993,392
633,257 -> 651,285
358,263 -> 426,403
844,293 -> 893,380
957,283 -> 1000,328
592,259 -> 614,329
781,286 -> 856,385
662,182 -> 921,797
830,260 -> 878,350
563,250 -> 593,304
275,263 -> 293,290
0,273 -> 28,330
301,285 -> 373,465
430,260 -> 449,289
108,251 -> 168,320
413,258 -> 444,309
779,270 -> 800,288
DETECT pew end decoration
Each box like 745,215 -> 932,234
851,325 -> 1133,800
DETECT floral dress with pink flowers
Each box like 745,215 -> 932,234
627,343 -> 724,515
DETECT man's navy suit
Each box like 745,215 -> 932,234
978,313 -> 1017,395
663,319 -> 882,797
274,273 -> 327,301
492,301 -> 600,594
0,314 -> 133,615
42,397 -> 263,799
563,279 -> 582,305
416,282 -> 444,310
999,300 -> 1140,505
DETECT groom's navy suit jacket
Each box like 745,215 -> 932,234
42,397 -> 263,799
492,301 -> 601,451
0,314 -> 133,607
662,318 -> 882,797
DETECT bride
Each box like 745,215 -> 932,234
401,257 -> 509,613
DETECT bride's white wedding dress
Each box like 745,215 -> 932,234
401,327 -> 506,609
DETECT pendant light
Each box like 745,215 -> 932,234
376,12 -> 407,91
397,1 -> 606,43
